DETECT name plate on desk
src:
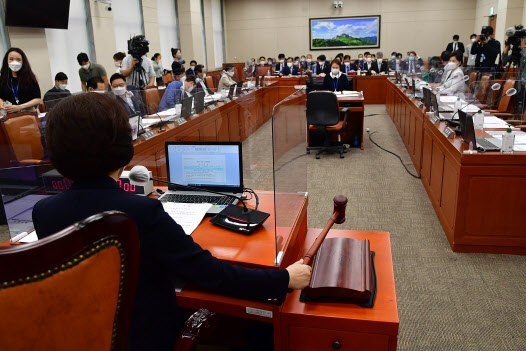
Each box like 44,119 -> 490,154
141,130 -> 157,140
443,127 -> 455,139
431,115 -> 440,124
416,101 -> 423,108
224,98 -> 231,103
409,95 -> 415,100
208,104 -> 216,111
243,91 -> 248,95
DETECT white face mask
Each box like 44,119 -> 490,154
280,59 -> 284,63
202,73 -> 207,78
112,86 -> 126,96
366,57 -> 372,62
301,58 -> 305,62
114,61 -> 121,68
8,61 -> 22,72
190,66 -> 195,70
287,62 -> 293,67
82,63 -> 90,70
344,62 -> 351,66
227,71 -> 235,77
93,90 -> 106,94
260,61 -> 265,65
186,85 -> 194,93
59,84 -> 67,90
445,62 -> 458,71
294,61 -> 299,65
378,59 -> 383,64
331,68 -> 340,75
471,38 -> 476,43
359,57 -> 364,61
307,58 -> 312,63
268,61 -> 272,64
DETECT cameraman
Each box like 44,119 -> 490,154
471,26 -> 501,72
503,36 -> 526,112
121,36 -> 156,90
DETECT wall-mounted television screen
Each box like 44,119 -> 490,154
6,0 -> 70,29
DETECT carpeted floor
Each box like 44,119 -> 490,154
243,104 -> 526,350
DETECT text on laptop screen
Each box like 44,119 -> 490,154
167,144 -> 241,189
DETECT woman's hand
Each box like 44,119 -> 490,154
286,259 -> 312,290
5,104 -> 22,113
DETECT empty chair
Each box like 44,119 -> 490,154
306,91 -> 349,159
2,112 -> 46,165
142,87 -> 161,114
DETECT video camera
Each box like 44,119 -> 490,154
505,25 -> 526,47
128,35 -> 149,60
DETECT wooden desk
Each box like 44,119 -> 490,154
385,79 -> 526,254
353,75 -> 389,104
281,229 -> 398,351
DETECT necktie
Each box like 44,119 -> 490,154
410,62 -> 413,73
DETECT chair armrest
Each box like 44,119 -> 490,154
19,159 -> 49,165
341,108 -> 350,130
484,109 -> 499,113
174,309 -> 216,351
503,120 -> 523,125
491,113 -> 513,118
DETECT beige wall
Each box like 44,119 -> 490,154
178,0 -> 206,65
89,0 -> 116,72
142,0 -> 162,58
223,0 -> 478,62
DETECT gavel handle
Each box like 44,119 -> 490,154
303,211 -> 339,266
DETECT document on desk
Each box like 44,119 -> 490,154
440,96 -> 460,103
162,202 -> 212,235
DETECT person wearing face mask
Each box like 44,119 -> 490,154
171,48 -> 185,72
280,57 -> 300,76
180,75 -> 197,102
157,68 -> 185,112
151,53 -> 164,86
259,56 -> 267,65
371,52 -> 389,75
354,54 -> 365,70
43,72 -> 71,107
304,54 -> 315,73
110,73 -> 146,117
341,55 -> 357,74
218,64 -> 237,91
389,52 -> 397,71
436,51 -> 465,96
275,53 -> 286,72
466,34 -> 478,70
194,65 -> 213,96
86,77 -> 106,93
186,60 -> 198,76
446,34 -> 465,55
77,52 -> 108,93
316,55 -> 330,76
323,60 -> 349,92
113,52 -> 126,74
293,56 -> 300,67
300,55 -> 306,65
0,48 -> 42,114
363,54 -> 374,74
401,51 -> 422,74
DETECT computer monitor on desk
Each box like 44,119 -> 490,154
194,91 -> 205,114
181,95 -> 193,119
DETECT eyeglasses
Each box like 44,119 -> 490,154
111,83 -> 126,88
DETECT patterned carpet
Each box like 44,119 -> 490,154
243,104 -> 526,350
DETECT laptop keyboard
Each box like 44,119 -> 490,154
476,138 -> 500,150
160,193 -> 235,206
440,112 -> 455,120
438,106 -> 452,112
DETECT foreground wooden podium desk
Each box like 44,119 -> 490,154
385,79 -> 526,254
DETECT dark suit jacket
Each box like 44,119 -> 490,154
315,61 -> 331,75
32,177 -> 289,351
323,73 -> 349,92
280,65 -> 300,76
446,41 -> 465,54
186,67 -> 196,76
355,60 -> 367,70
341,63 -> 358,74
196,77 -> 213,95
471,39 -> 501,69
363,61 -> 375,74
114,91 -> 147,117
371,61 -> 389,74
275,62 -> 285,72
400,59 -> 422,73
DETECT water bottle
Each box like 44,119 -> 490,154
501,124 -> 515,153
473,110 -> 484,130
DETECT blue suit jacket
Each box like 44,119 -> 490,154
316,61 -> 331,75
32,177 -> 289,351
275,62 -> 285,72
341,63 -> 358,74
157,80 -> 183,112
280,65 -> 300,75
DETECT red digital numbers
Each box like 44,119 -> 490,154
117,179 -> 136,192
51,178 -> 72,190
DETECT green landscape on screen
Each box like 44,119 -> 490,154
311,17 -> 379,48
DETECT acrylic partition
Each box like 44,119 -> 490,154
271,87 -> 308,267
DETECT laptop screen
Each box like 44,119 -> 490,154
165,142 -> 243,193
430,91 -> 439,116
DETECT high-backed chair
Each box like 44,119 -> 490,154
467,71 -> 478,94
1,112 -> 46,165
163,72 -> 174,85
484,78 -> 515,117
0,211 -> 141,351
142,87 -> 161,114
306,91 -> 349,159
205,75 -> 215,90
475,74 -> 492,103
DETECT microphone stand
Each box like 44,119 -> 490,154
447,89 -> 510,127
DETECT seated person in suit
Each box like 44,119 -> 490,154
157,68 -> 184,112
363,54 -> 374,74
186,60 -> 197,76
294,56 -> 300,67
425,56 -> 444,83
304,54 -> 316,73
316,55 -> 330,76
110,73 -> 146,116
323,59 -> 349,92
341,55 -> 357,74
275,53 -> 286,72
401,51 -> 422,74
258,56 -> 267,65
43,72 -> 71,109
34,93 -> 312,350
300,55 -> 306,66
194,65 -> 213,96
179,74 -> 197,101
437,51 -> 466,95
280,57 -> 300,76
218,63 -> 237,91
389,52 -> 397,71
86,77 -> 106,93
355,54 -> 364,70
371,52 -> 389,74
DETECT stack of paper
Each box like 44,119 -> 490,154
162,202 -> 212,235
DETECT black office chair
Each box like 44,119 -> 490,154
306,91 -> 349,159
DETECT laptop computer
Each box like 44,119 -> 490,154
423,87 -> 432,110
194,91 -> 205,114
129,113 -> 140,141
159,141 -> 243,214
259,75 -> 265,88
236,81 -> 244,95
412,79 -> 423,99
228,84 -> 236,99
430,92 -> 456,120
459,110 -> 501,151
181,95 -> 193,119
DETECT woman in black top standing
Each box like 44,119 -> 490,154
171,48 -> 185,72
323,59 -> 349,92
0,48 -> 42,113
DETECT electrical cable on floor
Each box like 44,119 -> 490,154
367,130 -> 421,179
364,113 -> 380,117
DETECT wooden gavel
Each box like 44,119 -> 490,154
303,195 -> 347,266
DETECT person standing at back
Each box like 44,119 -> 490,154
113,52 -> 126,74
77,52 -> 108,92
171,48 -> 184,72
446,35 -> 465,55
471,26 -> 501,72
151,53 -> 164,86
465,34 -> 478,70
316,55 -> 330,76
0,48 -> 42,113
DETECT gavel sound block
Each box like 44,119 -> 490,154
303,195 -> 372,302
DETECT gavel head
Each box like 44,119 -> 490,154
333,195 -> 348,224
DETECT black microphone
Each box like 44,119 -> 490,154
133,89 -> 170,132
